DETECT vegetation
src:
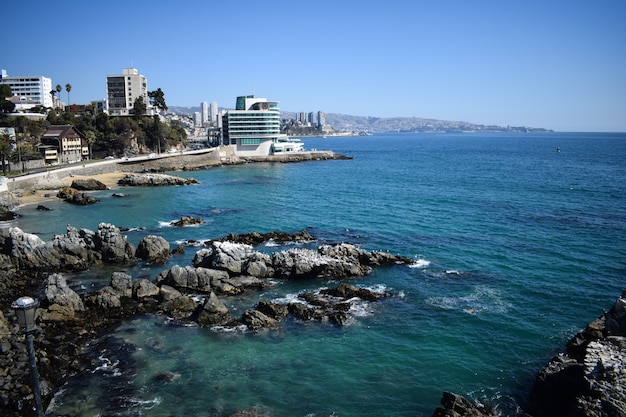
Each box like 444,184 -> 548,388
0,88 -> 187,162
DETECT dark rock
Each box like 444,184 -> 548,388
433,391 -> 495,417
36,205 -> 51,211
0,206 -> 17,220
170,216 -> 204,227
161,295 -> 197,320
256,300 -> 288,320
111,193 -> 128,198
526,291 -> 626,417
66,192 -> 99,205
70,179 -> 108,190
136,235 -> 170,264
197,292 -> 232,326
133,279 -> 159,300
241,309 -> 277,330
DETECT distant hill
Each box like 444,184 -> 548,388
169,106 -> 550,133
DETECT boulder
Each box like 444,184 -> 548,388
110,272 -> 133,298
193,241 -> 267,276
117,173 -> 199,186
241,309 -> 277,330
44,273 -> 85,313
161,295 -> 198,320
272,248 -> 366,279
197,292 -> 232,326
70,179 -> 108,190
526,290 -> 626,417
432,391 -> 494,417
91,286 -> 121,308
159,284 -> 182,302
256,300 -> 289,320
170,216 -> 204,227
136,235 -> 170,264
94,223 -> 136,264
133,279 -> 160,299
159,265 -> 226,293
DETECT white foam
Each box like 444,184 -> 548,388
409,259 -> 431,268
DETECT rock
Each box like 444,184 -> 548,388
91,286 -> 121,308
170,216 -> 204,227
161,295 -> 198,320
94,223 -> 136,264
117,173 -> 199,186
432,391 -> 494,417
36,205 -> 51,211
111,193 -> 128,198
526,291 -> 626,417
66,192 -> 99,205
271,248 -> 366,279
110,272 -> 133,298
197,292 -> 232,326
44,273 -> 85,313
209,230 -> 314,246
70,179 -> 108,190
193,241 -> 268,276
158,284 -> 182,302
133,279 -> 160,299
256,301 -> 288,320
241,309 -> 277,330
136,235 -> 170,264
159,265 -> 226,293
0,206 -> 17,220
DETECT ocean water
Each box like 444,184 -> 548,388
9,132 -> 626,416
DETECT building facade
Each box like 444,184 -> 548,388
201,101 -> 208,126
222,96 -> 288,156
0,69 -> 53,109
210,101 -> 218,124
106,68 -> 148,116
39,125 -> 89,164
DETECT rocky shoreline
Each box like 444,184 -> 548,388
1,174 -> 624,416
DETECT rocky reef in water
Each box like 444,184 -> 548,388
0,224 -> 623,416
0,225 -> 413,415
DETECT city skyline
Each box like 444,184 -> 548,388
3,1 -> 625,132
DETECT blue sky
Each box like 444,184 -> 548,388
4,1 -> 625,131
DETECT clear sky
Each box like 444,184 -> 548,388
4,1 -> 625,131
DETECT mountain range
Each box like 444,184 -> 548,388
168,106 -> 550,133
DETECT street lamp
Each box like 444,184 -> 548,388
11,296 -> 44,417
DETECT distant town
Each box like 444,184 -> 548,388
1,66 -> 551,175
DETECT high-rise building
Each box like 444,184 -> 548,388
0,69 -> 53,109
106,68 -> 149,116
210,101 -> 218,124
201,101 -> 208,126
222,95 -> 288,156
318,111 -> 326,127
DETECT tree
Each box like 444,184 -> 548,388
65,83 -> 72,105
0,84 -> 15,114
56,84 -> 62,107
132,97 -> 146,118
148,88 -> 168,113
0,133 -> 11,175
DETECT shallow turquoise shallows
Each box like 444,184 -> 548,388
11,132 -> 626,416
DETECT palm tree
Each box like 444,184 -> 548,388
65,83 -> 72,105
55,84 -> 62,108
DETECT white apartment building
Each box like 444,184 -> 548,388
210,101 -> 218,124
201,101 -> 208,126
106,68 -> 149,116
0,69 -> 53,109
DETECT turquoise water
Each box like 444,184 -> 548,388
10,132 -> 626,416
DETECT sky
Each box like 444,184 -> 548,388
4,1 -> 626,131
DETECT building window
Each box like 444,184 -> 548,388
241,138 -> 261,145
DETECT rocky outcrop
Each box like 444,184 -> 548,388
192,241 -> 412,281
3,224 -> 135,272
136,235 -> 171,264
94,223 -> 136,264
117,173 -> 199,186
57,186 -> 100,205
525,291 -> 626,417
170,216 -> 204,227
432,391 -> 497,417
40,274 -> 85,321
70,179 -> 108,190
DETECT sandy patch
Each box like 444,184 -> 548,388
11,171 -> 128,207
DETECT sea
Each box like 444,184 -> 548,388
8,132 -> 626,417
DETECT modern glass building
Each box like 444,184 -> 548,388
222,96 -> 288,156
